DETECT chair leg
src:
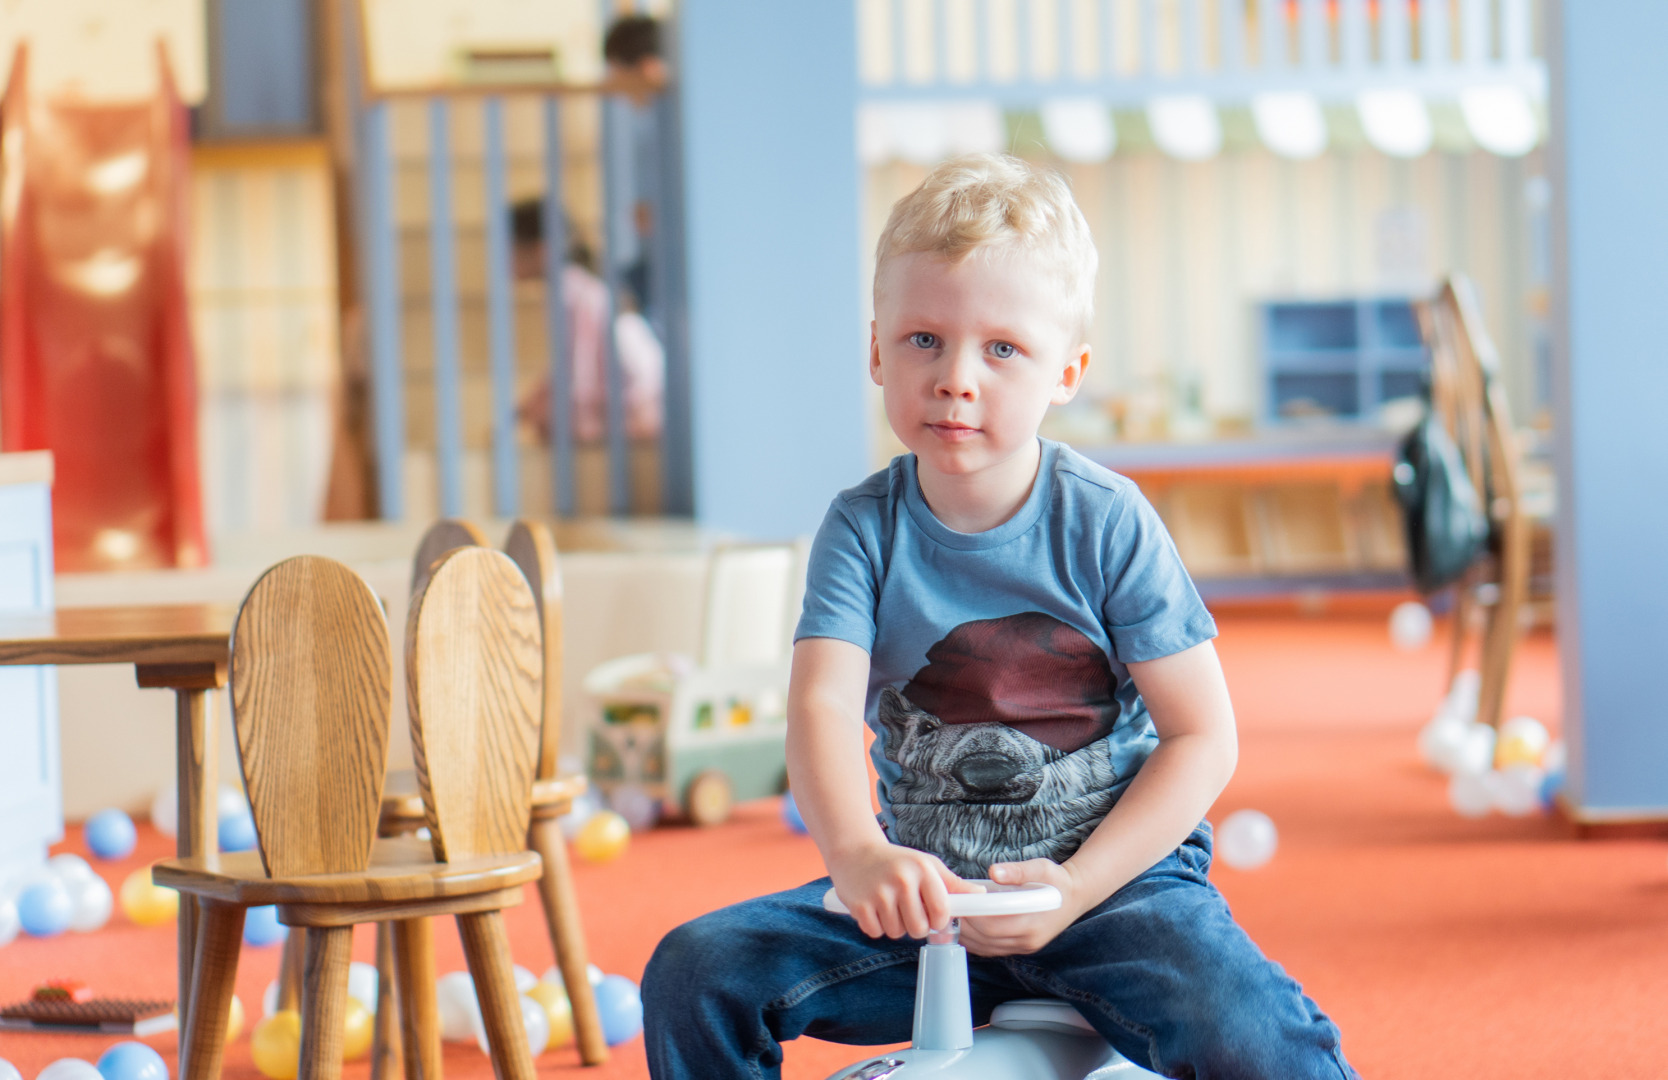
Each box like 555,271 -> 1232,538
299,925 -> 354,1080
180,901 -> 246,1080
371,921 -> 404,1080
278,928 -> 306,1012
457,910 -> 537,1080
529,814 -> 609,1064
392,917 -> 441,1080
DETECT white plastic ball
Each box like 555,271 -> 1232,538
218,785 -> 251,819
1543,739 -> 1567,775
1417,716 -> 1468,772
588,963 -> 604,987
436,972 -> 482,1042
1448,771 -> 1494,818
49,854 -> 98,887
607,785 -> 661,832
347,961 -> 379,1014
263,979 -> 280,1017
512,965 -> 537,994
37,1060 -> 103,1080
1216,810 -> 1278,870
1493,765 -> 1546,817
150,784 -> 178,840
1451,723 -> 1497,777
0,1057 -> 20,1080
1388,601 -> 1433,651
474,993 -> 550,1057
1444,670 -> 1482,724
68,874 -> 113,932
557,790 -> 604,841
0,896 -> 18,946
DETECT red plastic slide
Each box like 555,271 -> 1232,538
0,45 -> 206,571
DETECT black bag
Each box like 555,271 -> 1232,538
1392,414 -> 1490,593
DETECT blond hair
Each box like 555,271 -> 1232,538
874,153 -> 1097,339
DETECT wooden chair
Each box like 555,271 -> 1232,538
1416,275 -> 1531,731
370,519 -> 609,1068
154,553 -> 545,1080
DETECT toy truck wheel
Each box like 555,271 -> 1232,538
684,770 -> 733,827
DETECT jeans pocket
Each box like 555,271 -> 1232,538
1177,820 -> 1214,875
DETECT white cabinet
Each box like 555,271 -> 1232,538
0,453 -> 60,886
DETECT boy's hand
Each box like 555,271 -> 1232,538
829,842 -> 985,940
958,858 -> 1091,957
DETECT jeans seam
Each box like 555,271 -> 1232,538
745,947 -> 921,1079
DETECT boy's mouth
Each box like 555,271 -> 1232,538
926,421 -> 980,442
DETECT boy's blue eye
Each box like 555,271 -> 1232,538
909,332 -> 938,350
990,342 -> 1017,359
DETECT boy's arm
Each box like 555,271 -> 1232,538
788,637 -> 978,939
959,638 -> 1237,956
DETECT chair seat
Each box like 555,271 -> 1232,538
151,835 -> 543,906
379,768 -> 587,825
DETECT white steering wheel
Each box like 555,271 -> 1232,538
822,879 -> 1062,918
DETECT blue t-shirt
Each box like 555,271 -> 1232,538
793,438 -> 1217,877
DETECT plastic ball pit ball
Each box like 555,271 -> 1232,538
218,812 -> 258,853
67,874 -> 114,933
226,994 -> 245,1043
0,897 -> 18,946
472,994 -> 549,1057
118,868 -> 179,926
96,1042 -> 169,1080
19,879 -> 75,937
575,810 -> 631,863
0,1057 -> 20,1080
85,809 -> 138,860
526,980 -> 574,1049
37,1061 -> 103,1080
1216,810 -> 1279,871
348,961 -> 381,1013
252,1011 -> 302,1080
781,791 -> 809,834
243,905 -> 287,946
341,997 -> 375,1060
436,972 -> 481,1042
593,974 -> 643,1046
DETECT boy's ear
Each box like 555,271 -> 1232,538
1051,343 -> 1091,405
869,322 -> 884,386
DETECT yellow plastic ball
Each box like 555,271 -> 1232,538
1495,734 -> 1543,768
225,993 -> 245,1044
119,866 -> 179,926
526,980 -> 573,1050
341,996 -> 374,1061
252,1010 -> 302,1080
575,810 -> 631,864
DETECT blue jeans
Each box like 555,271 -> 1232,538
643,823 -> 1357,1079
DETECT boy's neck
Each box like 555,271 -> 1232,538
914,438 -> 1044,534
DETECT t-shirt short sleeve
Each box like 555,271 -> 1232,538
794,499 -> 879,652
1101,488 -> 1218,663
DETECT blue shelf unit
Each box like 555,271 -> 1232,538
1260,298 -> 1430,423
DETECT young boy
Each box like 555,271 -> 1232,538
643,154 -> 1357,1079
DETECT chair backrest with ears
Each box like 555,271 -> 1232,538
700,544 -> 799,669
406,546 -> 543,862
502,520 -> 563,781
230,556 -> 393,879
410,519 -> 488,599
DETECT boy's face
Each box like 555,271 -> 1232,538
870,248 -> 1088,483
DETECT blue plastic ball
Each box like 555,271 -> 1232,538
97,1041 -> 169,1080
1539,767 -> 1566,811
781,792 -> 808,835
593,974 -> 643,1046
243,905 -> 288,947
18,880 -> 74,937
85,809 -> 138,860
217,812 -> 258,853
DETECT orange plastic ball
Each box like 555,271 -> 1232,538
251,1010 -> 302,1080
575,811 -> 631,864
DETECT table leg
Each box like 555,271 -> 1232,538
138,662 -> 226,1075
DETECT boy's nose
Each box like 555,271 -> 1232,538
935,351 -> 979,399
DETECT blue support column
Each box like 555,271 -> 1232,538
427,99 -> 465,518
482,97 -> 520,517
1548,1 -> 1668,820
542,100 -> 577,517
360,101 -> 406,520
678,0 -> 867,537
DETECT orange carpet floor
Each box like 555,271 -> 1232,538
5,614 -> 1667,1079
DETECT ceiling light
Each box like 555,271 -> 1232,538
1040,98 -> 1116,163
1147,95 -> 1221,162
1357,89 -> 1432,158
1251,92 -> 1327,160
1459,85 -> 1539,157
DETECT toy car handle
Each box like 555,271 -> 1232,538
822,880 -> 1062,918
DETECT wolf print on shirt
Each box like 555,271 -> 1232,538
876,611 -> 1125,878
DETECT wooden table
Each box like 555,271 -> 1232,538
0,603 -> 235,1059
